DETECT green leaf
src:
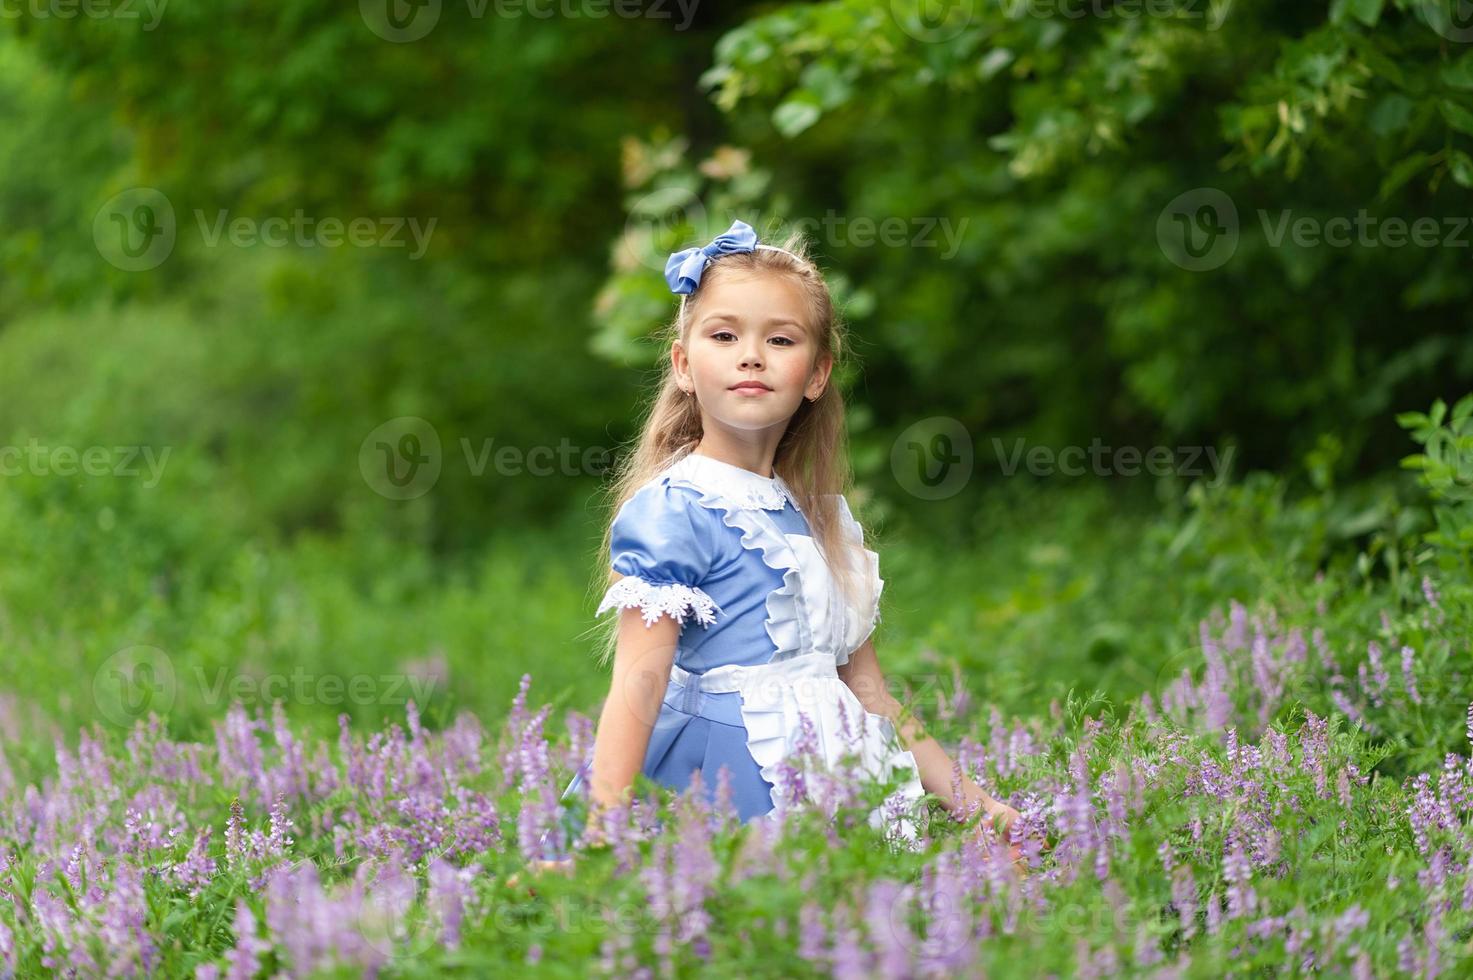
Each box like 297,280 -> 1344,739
979,48 -> 1013,81
1337,505 -> 1389,538
1302,49 -> 1349,87
1367,94 -> 1413,138
1443,52 -> 1473,90
698,64 -> 733,91
714,25 -> 770,67
772,96 -> 822,138
1452,150 -> 1473,189
1354,40 -> 1404,88
1378,152 -> 1430,200
1396,411 -> 1431,430
1432,398 -> 1448,427
798,62 -> 852,111
162,907 -> 194,931
1440,100 -> 1473,135
1342,0 -> 1384,26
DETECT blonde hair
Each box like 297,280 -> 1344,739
587,227 -> 872,668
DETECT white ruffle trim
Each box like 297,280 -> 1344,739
658,471 -> 884,667
725,482 -> 791,511
668,478 -> 810,663
596,576 -> 721,628
664,452 -> 797,511
832,495 -> 885,665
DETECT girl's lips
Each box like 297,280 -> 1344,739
730,384 -> 773,395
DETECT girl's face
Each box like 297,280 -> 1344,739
672,272 -> 832,439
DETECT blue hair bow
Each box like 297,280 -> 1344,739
664,219 -> 758,295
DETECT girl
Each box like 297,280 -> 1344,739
535,218 -> 1018,870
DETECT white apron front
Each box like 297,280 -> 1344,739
669,651 -> 927,847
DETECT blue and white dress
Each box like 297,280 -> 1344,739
565,450 -> 926,845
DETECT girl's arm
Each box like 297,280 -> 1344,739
515,605 -> 678,881
837,638 -> 1019,834
586,606 -> 682,823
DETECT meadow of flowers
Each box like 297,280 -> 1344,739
0,558 -> 1468,977
2,404 -> 1472,978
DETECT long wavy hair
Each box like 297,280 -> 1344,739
587,227 -> 872,668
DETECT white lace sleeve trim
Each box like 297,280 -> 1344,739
596,576 -> 722,629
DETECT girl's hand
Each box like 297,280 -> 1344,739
983,799 -> 1021,836
976,800 -> 1025,872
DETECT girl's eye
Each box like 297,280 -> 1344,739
712,330 -> 796,347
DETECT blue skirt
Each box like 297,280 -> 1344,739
640,703 -> 776,821
550,698 -> 775,844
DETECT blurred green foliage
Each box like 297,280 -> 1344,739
5,15 -> 1473,974
1,4 -> 1472,738
1,3 -> 1471,546
602,0 -> 1473,480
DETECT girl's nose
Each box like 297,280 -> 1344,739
740,346 -> 764,369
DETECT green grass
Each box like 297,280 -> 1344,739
0,450 -> 1351,747
3,413 -> 1471,976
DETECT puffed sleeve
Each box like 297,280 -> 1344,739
833,494 -> 884,664
595,482 -> 724,629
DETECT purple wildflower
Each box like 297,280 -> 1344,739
266,794 -> 295,857
223,900 -> 268,980
427,857 -> 473,949
1204,890 -> 1223,935
1364,642 -> 1390,708
1226,601 -> 1248,650
169,827 -> 218,899
1170,863 -> 1197,940
797,897 -> 827,964
225,799 -> 247,869
1400,646 -> 1423,705
1201,621 -> 1233,731
499,674 -> 534,791
864,879 -> 912,976
1222,835 -> 1258,919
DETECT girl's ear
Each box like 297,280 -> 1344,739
806,351 -> 833,401
671,340 -> 691,391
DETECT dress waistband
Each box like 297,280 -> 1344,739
668,651 -> 842,716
